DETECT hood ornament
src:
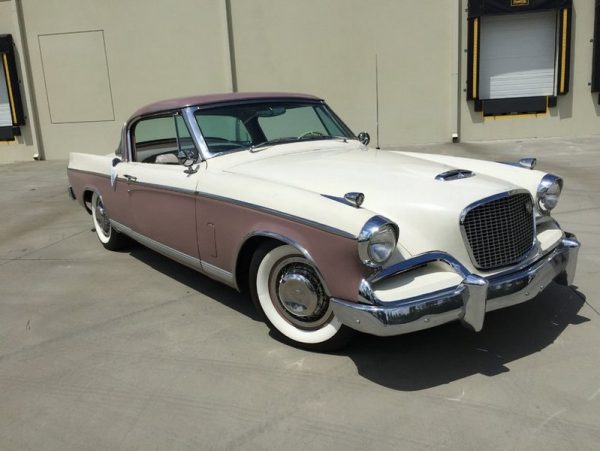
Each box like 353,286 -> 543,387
344,192 -> 365,208
435,169 -> 475,181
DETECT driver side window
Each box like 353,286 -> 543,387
132,114 -> 194,164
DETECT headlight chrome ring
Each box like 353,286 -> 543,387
358,216 -> 399,268
536,174 -> 563,213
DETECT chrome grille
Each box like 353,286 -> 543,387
462,192 -> 535,270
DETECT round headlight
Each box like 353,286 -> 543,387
537,174 -> 563,213
358,216 -> 399,268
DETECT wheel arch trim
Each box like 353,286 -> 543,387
233,231 -> 330,296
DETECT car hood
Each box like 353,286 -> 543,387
222,142 -> 523,265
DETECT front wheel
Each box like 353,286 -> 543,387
249,243 -> 353,351
91,192 -> 128,251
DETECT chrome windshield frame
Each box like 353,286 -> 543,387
186,99 -> 357,160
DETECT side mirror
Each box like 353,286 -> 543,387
358,132 -> 370,146
177,148 -> 200,167
112,157 -> 121,167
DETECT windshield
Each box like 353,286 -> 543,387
193,101 -> 355,154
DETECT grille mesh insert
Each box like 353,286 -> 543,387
462,193 -> 534,270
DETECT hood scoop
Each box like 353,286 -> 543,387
435,169 -> 475,181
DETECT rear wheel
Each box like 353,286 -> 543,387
91,192 -> 128,251
249,243 -> 353,351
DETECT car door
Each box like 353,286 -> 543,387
118,112 -> 200,261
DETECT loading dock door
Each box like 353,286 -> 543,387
479,11 -> 557,100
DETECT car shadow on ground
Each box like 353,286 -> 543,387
127,245 -> 260,321
127,243 -> 588,390
343,283 -> 588,390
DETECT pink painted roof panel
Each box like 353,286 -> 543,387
130,92 -> 323,119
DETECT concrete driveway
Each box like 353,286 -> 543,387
1,137 -> 599,450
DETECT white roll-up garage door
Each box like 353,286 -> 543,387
479,11 -> 557,100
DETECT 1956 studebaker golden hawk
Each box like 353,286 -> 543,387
67,92 -> 580,350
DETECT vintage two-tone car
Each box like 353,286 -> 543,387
67,92 -> 580,350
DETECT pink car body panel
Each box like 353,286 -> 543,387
67,168 -> 368,302
195,193 -> 369,301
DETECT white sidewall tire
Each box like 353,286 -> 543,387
91,192 -> 112,245
255,245 -> 342,345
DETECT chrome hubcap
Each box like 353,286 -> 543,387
269,256 -> 331,329
278,269 -> 320,317
95,199 -> 110,236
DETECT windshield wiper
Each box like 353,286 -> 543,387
248,135 -> 351,152
323,135 -> 350,142
296,134 -> 351,143
248,137 -> 298,152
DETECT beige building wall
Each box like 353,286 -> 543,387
459,0 -> 600,141
2,0 -> 600,162
229,0 -> 458,147
14,0 -> 233,161
0,0 -> 40,163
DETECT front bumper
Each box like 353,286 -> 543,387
331,234 -> 580,337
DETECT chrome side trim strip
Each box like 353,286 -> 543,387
201,261 -> 236,286
110,179 -> 354,239
111,220 -> 202,270
196,191 -> 356,240
110,220 -> 236,288
72,171 -> 353,241
68,168 -> 111,180
118,179 -> 197,196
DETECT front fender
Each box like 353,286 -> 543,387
195,171 -> 379,301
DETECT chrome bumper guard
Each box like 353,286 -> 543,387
331,234 -> 580,337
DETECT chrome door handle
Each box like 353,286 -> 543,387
123,174 -> 137,183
